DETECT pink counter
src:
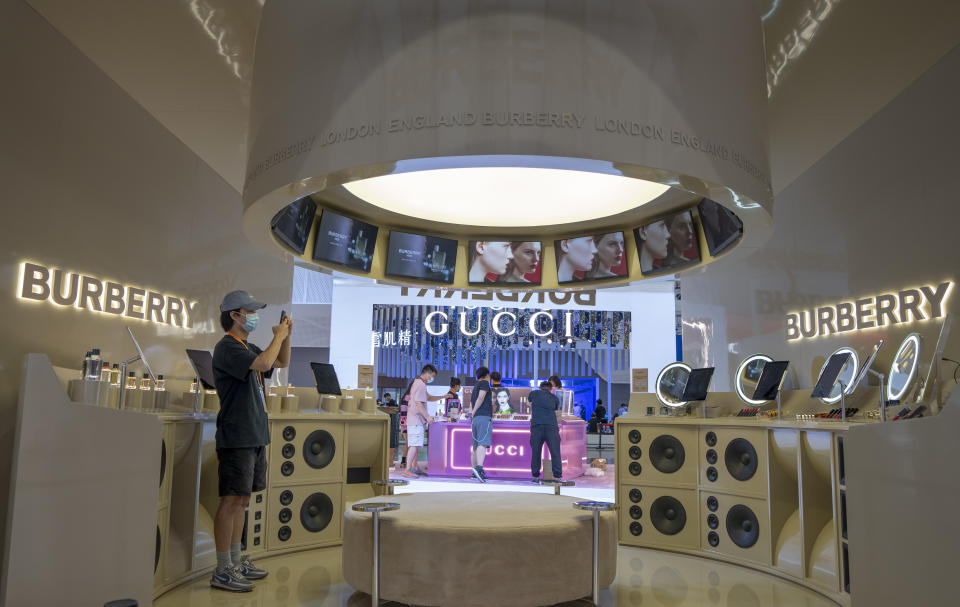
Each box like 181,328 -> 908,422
426,419 -> 587,479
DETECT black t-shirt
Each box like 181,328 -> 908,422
212,334 -> 274,449
471,380 -> 493,417
529,389 -> 560,426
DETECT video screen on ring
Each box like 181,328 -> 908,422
697,197 -> 743,257
633,209 -> 701,276
385,231 -> 458,284
468,240 -> 542,286
553,232 -> 627,284
312,209 -> 378,273
269,196 -> 316,255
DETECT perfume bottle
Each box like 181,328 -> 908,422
156,375 -> 166,391
125,372 -> 137,390
190,379 -> 198,393
429,244 -> 446,273
352,230 -> 367,261
140,373 -> 152,390
110,364 -> 120,385
100,363 -> 112,383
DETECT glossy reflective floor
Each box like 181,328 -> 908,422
156,545 -> 838,607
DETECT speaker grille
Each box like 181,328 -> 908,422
629,446 -> 642,460
707,513 -> 719,529
282,443 -> 295,459
726,504 -> 760,548
708,531 -> 719,547
303,429 -> 337,469
280,490 -> 293,506
300,492 -> 334,532
279,507 -> 292,523
278,526 -> 291,541
705,431 -> 717,446
650,496 -> 687,536
630,522 -> 643,536
281,461 -> 295,476
629,488 -> 643,503
629,462 -> 642,476
707,495 -> 718,511
649,435 -> 685,473
705,448 -> 717,465
706,466 -> 718,482
155,525 -> 161,573
159,438 -> 167,488
629,505 -> 643,520
628,429 -> 642,444
724,438 -> 758,481
282,426 -> 296,441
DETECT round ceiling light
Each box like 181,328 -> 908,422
343,162 -> 670,227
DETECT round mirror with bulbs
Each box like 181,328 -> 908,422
817,346 -> 860,404
887,333 -> 922,402
735,354 -> 773,405
655,362 -> 692,407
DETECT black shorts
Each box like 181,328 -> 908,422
217,446 -> 267,497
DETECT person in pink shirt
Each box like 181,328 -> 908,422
401,364 -> 444,478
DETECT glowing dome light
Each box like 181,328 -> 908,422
343,164 -> 670,227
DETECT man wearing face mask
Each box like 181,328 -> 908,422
210,290 -> 291,592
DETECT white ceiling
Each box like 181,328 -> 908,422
24,0 -> 960,194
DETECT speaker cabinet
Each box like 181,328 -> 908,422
343,420 -> 390,509
618,425 -> 698,487
700,428 -> 767,497
701,491 -> 771,566
266,482 -> 343,551
269,421 -> 345,485
243,490 -> 267,554
155,506 -> 169,588
619,484 -> 699,551
158,422 -> 175,508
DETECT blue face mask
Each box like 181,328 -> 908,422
240,311 -> 259,332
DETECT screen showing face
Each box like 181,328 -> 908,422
312,210 -> 378,272
634,209 -> 701,276
385,231 -> 458,283
468,241 -> 542,285
270,196 -> 316,255
698,198 -> 743,256
554,232 -> 627,284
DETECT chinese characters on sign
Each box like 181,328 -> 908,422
371,328 -> 413,348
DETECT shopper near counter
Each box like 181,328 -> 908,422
530,380 -> 563,483
615,403 -> 629,419
401,365 -> 443,479
211,290 -> 291,592
595,399 -> 607,422
469,366 -> 494,482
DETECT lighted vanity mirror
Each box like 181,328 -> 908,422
816,347 -> 859,405
887,333 -> 921,402
735,354 -> 773,405
655,362 -> 692,407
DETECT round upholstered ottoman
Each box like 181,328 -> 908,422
343,492 -> 616,607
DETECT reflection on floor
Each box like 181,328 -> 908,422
155,545 -> 838,607
387,465 -> 617,502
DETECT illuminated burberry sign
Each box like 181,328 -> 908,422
786,282 -> 953,341
17,262 -> 201,328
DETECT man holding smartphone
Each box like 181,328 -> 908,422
210,291 -> 291,592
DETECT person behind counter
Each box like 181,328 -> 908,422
469,366 -> 494,483
530,380 -> 563,483
401,365 -> 444,479
211,290 -> 291,592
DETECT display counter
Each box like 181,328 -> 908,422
427,417 -> 587,479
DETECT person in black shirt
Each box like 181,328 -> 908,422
469,367 -> 494,482
210,290 -> 290,591
529,380 -> 563,483
595,399 -> 607,422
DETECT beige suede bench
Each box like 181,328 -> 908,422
343,492 -> 617,607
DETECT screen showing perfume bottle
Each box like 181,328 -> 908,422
633,208 -> 701,276
269,196 -> 316,255
467,240 -> 542,285
553,231 -> 627,284
385,231 -> 458,283
312,209 -> 378,272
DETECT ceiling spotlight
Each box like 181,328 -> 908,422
547,338 -> 553,344
566,338 -> 573,344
